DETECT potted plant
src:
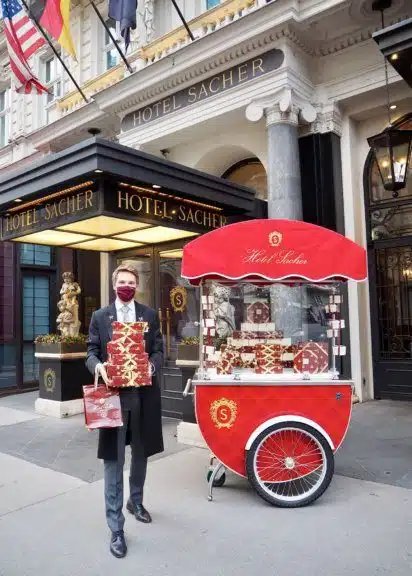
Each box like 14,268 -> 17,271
34,333 -> 88,355
177,336 -> 200,362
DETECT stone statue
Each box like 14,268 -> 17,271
57,272 -> 81,337
213,285 -> 235,339
144,0 -> 154,43
56,301 -> 74,336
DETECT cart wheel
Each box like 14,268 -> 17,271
246,421 -> 334,508
207,469 -> 226,488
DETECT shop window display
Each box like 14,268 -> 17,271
199,282 -> 344,381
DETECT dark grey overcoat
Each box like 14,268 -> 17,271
86,301 -> 164,460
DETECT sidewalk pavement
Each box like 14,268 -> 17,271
0,393 -> 411,576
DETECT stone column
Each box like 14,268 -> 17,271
266,102 -> 302,220
265,100 -> 303,337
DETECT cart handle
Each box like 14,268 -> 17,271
183,379 -> 193,397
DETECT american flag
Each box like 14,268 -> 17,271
1,0 -> 48,94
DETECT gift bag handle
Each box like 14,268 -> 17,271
94,370 -> 99,389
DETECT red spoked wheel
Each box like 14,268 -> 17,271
246,421 -> 334,508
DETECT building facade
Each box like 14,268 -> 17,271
0,0 -> 411,407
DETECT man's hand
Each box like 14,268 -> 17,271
95,363 -> 110,387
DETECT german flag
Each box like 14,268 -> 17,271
30,0 -> 76,58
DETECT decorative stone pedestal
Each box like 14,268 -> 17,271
34,352 -> 89,418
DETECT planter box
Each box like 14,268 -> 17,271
177,343 -> 199,362
35,342 -> 87,356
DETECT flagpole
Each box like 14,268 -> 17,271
20,0 -> 89,103
170,0 -> 195,41
89,1 -> 134,74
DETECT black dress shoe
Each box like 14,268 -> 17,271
110,530 -> 127,558
126,500 -> 152,523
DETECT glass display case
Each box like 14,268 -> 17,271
196,282 -> 346,382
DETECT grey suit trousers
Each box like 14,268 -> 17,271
104,389 -> 147,533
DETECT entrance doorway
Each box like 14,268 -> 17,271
115,241 -> 199,418
364,113 -> 412,399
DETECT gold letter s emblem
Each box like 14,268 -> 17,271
210,398 -> 238,429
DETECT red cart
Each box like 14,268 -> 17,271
182,219 -> 367,507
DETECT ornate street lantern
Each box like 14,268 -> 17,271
367,128 -> 412,195
369,0 -> 412,196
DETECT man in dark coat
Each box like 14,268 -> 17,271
86,263 -> 164,559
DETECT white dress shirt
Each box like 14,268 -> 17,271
115,298 -> 136,322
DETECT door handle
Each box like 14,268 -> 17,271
165,307 -> 171,357
158,308 -> 163,334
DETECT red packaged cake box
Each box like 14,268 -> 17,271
111,321 -> 148,334
255,362 -> 283,374
293,341 -> 329,374
111,321 -> 147,345
106,355 -> 149,376
107,341 -> 145,355
106,321 -> 151,388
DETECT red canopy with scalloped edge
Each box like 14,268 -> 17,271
181,219 -> 367,285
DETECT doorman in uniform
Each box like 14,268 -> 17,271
86,263 -> 164,558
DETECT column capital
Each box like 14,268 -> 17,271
298,103 -> 343,138
266,102 -> 299,127
264,89 -> 317,128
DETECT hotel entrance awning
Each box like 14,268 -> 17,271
0,138 -> 256,251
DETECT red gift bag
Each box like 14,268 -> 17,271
83,374 -> 123,431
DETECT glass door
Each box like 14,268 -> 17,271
158,247 -> 199,361
116,248 -> 154,308
114,241 -> 199,418
22,273 -> 52,384
115,243 -> 200,360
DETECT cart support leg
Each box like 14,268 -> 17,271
208,462 -> 226,502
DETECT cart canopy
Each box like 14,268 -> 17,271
181,219 -> 367,285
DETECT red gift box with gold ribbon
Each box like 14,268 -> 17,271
106,358 -> 149,377
110,373 -> 151,387
111,332 -> 145,345
112,321 -> 148,334
106,322 -> 151,388
107,356 -> 151,387
108,352 -> 148,365
107,341 -> 145,355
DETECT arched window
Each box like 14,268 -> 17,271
222,158 -> 268,201
365,114 -> 412,240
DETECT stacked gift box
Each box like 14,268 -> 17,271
254,343 -> 284,374
106,321 -> 152,387
293,341 -> 329,374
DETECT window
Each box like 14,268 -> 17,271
103,20 -> 120,71
43,56 -> 62,124
223,158 -> 268,201
206,0 -> 221,8
0,89 -> 10,148
20,244 -> 52,266
0,242 -> 17,389
23,275 -> 50,382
